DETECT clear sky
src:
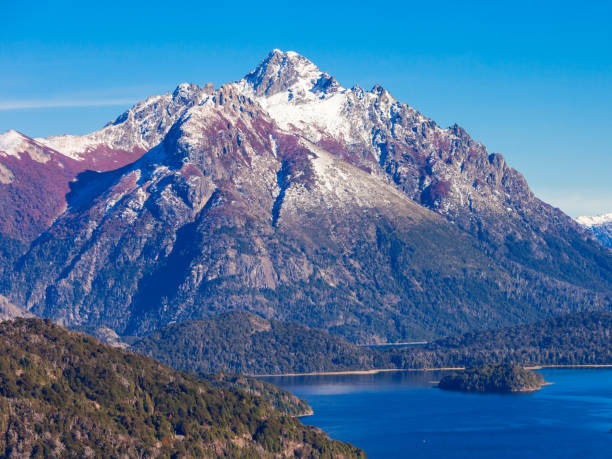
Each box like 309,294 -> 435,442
2,0 -> 610,217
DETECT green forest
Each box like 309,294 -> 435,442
438,364 -> 546,393
0,318 -> 363,458
131,310 -> 612,375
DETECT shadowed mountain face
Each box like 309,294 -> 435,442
2,50 -> 611,343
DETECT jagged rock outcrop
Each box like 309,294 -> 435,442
0,294 -> 32,321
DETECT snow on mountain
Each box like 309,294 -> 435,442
576,213 -> 612,228
236,49 -> 432,148
0,130 -> 86,241
577,213 -> 612,249
236,49 -> 355,141
235,50 -> 562,257
0,130 -> 54,163
0,130 -> 31,156
0,48 -> 591,254
36,82 -> 212,167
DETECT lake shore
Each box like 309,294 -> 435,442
254,364 -> 612,378
253,367 -> 465,377
525,364 -> 612,370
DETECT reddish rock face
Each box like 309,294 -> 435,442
0,133 -> 81,242
0,134 -> 149,244
75,144 -> 148,171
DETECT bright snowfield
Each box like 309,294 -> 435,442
576,213 -> 612,228
0,130 -> 52,163
236,49 -> 434,146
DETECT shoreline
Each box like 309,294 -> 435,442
253,364 -> 612,378
525,364 -> 612,370
253,367 -> 465,377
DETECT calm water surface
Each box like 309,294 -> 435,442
263,369 -> 612,458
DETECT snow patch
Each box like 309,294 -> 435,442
237,50 -> 437,149
37,85 -> 203,160
576,213 -> 612,227
0,163 -> 14,184
0,130 -> 51,163
302,139 -> 409,209
0,130 -> 26,156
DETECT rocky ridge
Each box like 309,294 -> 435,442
0,83 -> 213,246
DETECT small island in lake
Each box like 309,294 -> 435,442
438,363 -> 547,393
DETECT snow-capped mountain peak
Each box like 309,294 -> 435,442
577,213 -> 612,249
237,50 -> 362,142
0,130 -> 34,156
241,49 -> 341,99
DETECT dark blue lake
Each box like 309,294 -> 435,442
263,369 -> 612,458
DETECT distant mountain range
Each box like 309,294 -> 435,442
1,50 -> 610,343
577,213 -> 612,249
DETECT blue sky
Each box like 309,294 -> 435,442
2,0 -> 610,217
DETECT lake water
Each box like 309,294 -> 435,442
263,369 -> 612,458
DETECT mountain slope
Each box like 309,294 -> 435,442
0,318 -> 363,458
239,50 -> 610,292
0,83 -> 211,249
0,131 -> 82,250
577,213 -> 612,249
2,50 -> 611,343
36,83 -> 211,167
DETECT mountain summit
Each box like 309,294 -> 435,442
1,50 -> 610,343
242,49 -> 339,98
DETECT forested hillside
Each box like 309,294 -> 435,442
389,311 -> 612,368
0,318 -> 363,458
131,311 -> 612,375
131,311 -> 376,375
